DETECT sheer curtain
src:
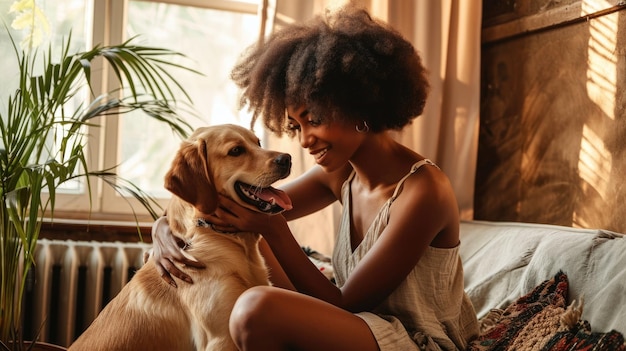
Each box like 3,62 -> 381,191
260,0 -> 482,256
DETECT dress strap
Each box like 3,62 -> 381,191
347,169 -> 357,182
341,169 -> 358,200
391,159 -> 439,200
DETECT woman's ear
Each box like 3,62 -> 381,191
164,139 -> 218,215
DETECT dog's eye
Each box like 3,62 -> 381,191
287,121 -> 301,132
228,146 -> 245,156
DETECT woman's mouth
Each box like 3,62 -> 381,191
312,147 -> 329,163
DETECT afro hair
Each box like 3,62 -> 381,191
231,4 -> 430,136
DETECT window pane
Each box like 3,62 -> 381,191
0,0 -> 93,193
120,1 -> 260,198
0,0 -> 92,95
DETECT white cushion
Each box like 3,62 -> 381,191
459,220 -> 626,334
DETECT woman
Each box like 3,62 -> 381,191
150,5 -> 479,351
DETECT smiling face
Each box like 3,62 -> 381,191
286,105 -> 365,172
165,124 -> 293,218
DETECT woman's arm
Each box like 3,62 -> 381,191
148,164 -> 349,285
279,164 -> 351,221
215,166 -> 459,312
338,168 -> 460,311
258,238 -> 295,290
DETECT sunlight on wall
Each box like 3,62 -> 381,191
578,124 -> 612,199
582,0 -> 617,120
576,1 -> 617,226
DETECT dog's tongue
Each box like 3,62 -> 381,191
257,187 -> 293,211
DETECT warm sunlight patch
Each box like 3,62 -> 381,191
578,124 -> 612,199
583,0 -> 617,120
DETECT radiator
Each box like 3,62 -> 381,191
24,239 -> 152,347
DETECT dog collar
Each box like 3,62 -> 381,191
197,218 -> 235,234
196,218 -> 211,227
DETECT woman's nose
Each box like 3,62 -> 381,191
298,128 -> 314,148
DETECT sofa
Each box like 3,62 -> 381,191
459,220 -> 626,349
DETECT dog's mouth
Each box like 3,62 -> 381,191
235,181 -> 293,214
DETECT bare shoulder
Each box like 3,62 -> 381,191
389,162 -> 460,248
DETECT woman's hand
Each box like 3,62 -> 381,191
146,216 -> 206,287
211,195 -> 290,238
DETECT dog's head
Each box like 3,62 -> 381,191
164,124 -> 292,227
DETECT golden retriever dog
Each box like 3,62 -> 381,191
68,124 -> 292,351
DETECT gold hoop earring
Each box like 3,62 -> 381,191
356,121 -> 369,133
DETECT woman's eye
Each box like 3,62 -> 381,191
308,117 -> 322,126
228,146 -> 245,156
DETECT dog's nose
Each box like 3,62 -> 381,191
275,153 -> 292,171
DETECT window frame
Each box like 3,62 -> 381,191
48,0 -> 263,222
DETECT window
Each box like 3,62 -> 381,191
0,0 -> 263,220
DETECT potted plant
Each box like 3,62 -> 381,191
0,9 -> 196,351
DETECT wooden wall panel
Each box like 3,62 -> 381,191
475,2 -> 626,232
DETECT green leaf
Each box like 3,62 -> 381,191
1,28 -> 198,344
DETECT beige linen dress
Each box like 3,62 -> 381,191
332,159 -> 479,351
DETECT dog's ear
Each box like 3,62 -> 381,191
164,139 -> 218,215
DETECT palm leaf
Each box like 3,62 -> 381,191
0,28 -> 197,347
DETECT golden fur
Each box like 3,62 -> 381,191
69,124 -> 292,351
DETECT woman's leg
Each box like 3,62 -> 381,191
229,286 -> 380,351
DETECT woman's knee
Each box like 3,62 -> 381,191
229,286 -> 281,343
